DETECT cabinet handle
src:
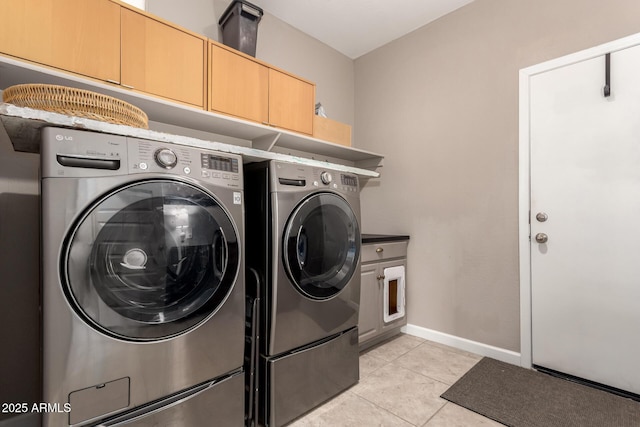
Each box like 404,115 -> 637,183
376,247 -> 384,253
377,275 -> 385,280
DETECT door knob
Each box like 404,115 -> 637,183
377,275 -> 385,280
535,212 -> 548,222
535,233 -> 548,243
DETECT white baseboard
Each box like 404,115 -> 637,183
403,324 -> 522,366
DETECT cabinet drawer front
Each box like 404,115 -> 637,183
361,241 -> 408,263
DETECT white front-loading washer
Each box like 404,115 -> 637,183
40,127 -> 245,426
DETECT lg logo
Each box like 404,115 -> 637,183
55,134 -> 73,141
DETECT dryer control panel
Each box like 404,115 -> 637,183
272,161 -> 359,197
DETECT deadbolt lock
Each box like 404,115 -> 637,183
536,212 -> 548,222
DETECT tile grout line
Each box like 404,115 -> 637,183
353,363 -> 453,426
350,387 -> 427,426
420,402 -> 450,427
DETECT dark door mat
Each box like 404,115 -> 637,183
441,357 -> 640,427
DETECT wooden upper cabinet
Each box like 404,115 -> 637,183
209,41 -> 315,135
209,43 -> 268,124
0,1 -> 316,131
121,8 -> 206,108
0,0 -> 120,82
268,69 -> 315,135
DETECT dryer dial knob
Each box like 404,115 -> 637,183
320,171 -> 333,185
154,148 -> 178,169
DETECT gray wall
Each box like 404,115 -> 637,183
147,0 -> 355,125
354,0 -> 640,351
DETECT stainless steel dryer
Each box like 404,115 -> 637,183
40,127 -> 245,426
245,160 -> 361,427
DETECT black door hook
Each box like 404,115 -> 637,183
603,52 -> 611,97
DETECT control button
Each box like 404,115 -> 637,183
202,170 -> 210,178
183,167 -> 191,175
320,171 -> 333,185
139,162 -> 148,170
333,183 -> 338,189
213,172 -> 221,178
222,174 -> 230,180
232,175 -> 239,181
154,148 -> 178,169
313,181 -> 319,187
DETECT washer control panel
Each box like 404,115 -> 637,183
41,128 -> 242,189
201,153 -> 239,174
128,138 -> 242,189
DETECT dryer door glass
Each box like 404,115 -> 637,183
63,180 -> 240,341
283,192 -> 360,299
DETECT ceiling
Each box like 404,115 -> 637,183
259,0 -> 474,59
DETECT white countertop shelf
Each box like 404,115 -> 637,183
0,103 -> 380,178
0,54 -> 384,174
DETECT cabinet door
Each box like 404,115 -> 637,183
358,263 -> 380,344
209,44 -> 268,123
0,0 -> 120,82
268,69 -> 314,135
121,9 -> 206,107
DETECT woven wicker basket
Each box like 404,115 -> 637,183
2,83 -> 149,129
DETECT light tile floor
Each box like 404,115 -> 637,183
290,333 -> 503,427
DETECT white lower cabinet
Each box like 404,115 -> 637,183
358,238 -> 408,350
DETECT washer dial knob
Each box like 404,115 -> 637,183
154,148 -> 178,169
320,171 -> 333,185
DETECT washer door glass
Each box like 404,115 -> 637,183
63,180 -> 240,341
283,192 -> 360,299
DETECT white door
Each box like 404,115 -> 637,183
530,43 -> 640,395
